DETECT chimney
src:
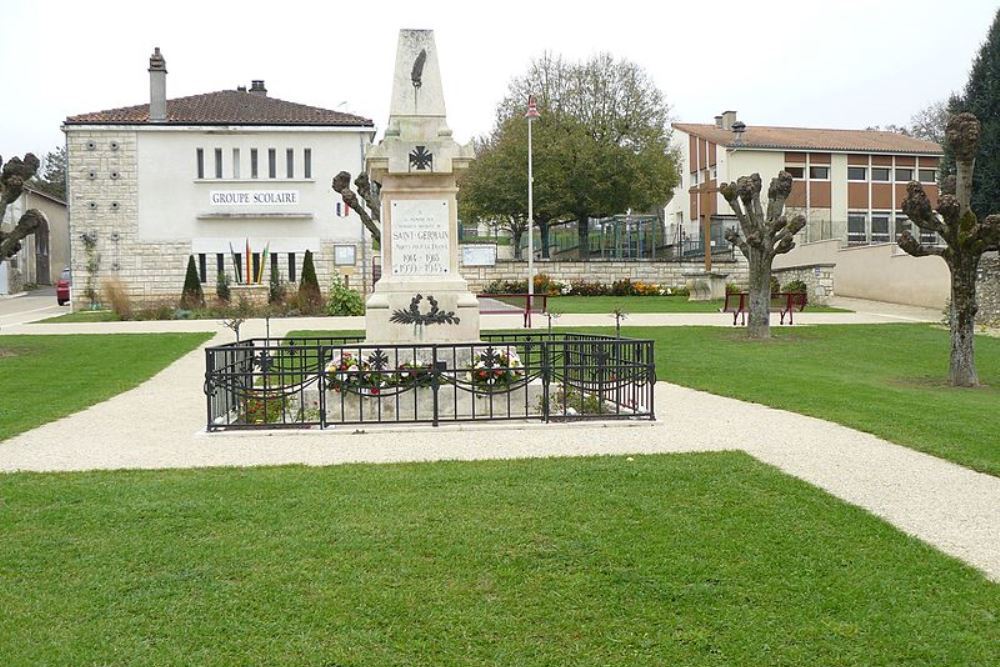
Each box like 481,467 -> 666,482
720,110 -> 737,131
237,85 -> 247,92
714,115 -> 723,129
249,80 -> 267,96
148,47 -> 167,122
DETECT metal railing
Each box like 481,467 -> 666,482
204,333 -> 655,431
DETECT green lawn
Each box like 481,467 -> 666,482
37,309 -> 119,323
544,295 -> 848,314
629,323 -> 1000,476
1,453 -> 996,666
0,333 -> 211,441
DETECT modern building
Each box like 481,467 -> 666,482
62,48 -> 375,309
665,111 -> 950,308
0,186 -> 69,294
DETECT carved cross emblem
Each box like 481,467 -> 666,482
409,145 -> 433,171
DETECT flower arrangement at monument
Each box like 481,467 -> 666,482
325,351 -> 390,396
467,347 -> 524,391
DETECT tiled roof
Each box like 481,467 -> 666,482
65,89 -> 373,127
673,123 -> 942,154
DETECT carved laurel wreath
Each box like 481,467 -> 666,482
389,294 -> 460,326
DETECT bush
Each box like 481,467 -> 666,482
326,276 -> 365,316
216,271 -> 231,303
269,268 -> 286,305
769,275 -> 781,296
180,255 -> 204,309
569,280 -> 608,296
632,281 -> 663,296
783,279 -> 808,294
726,282 -> 742,295
611,278 -> 638,296
297,250 -> 322,315
101,278 -> 132,320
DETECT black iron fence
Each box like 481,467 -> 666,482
204,333 -> 655,431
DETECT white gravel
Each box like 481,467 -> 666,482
2,315 -> 997,582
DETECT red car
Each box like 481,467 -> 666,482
56,267 -> 71,306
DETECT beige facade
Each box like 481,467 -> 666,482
0,187 -> 68,293
63,49 -> 376,309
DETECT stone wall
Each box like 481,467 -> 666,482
771,263 -> 835,305
977,255 -> 1000,324
66,128 -> 368,310
458,259 -> 748,293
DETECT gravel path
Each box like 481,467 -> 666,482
1,331 -> 997,582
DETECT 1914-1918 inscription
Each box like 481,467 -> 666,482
390,199 -> 450,276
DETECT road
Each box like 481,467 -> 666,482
0,288 -> 63,328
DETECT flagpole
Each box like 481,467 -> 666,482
525,96 -> 540,318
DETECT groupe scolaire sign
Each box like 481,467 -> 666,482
210,190 -> 300,206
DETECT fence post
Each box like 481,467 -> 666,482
318,345 -> 328,429
431,346 -> 440,427
541,340 -> 550,423
204,348 -> 214,431
647,342 -> 656,420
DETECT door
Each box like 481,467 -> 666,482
34,223 -> 50,285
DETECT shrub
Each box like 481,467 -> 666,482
101,278 -> 132,320
769,275 -> 781,296
533,273 -> 561,296
297,250 -> 322,315
269,268 -> 286,305
216,271 -> 231,303
180,255 -> 204,309
569,280 -> 608,296
783,279 -> 808,294
611,278 -> 637,296
326,276 -> 365,316
726,282 -> 742,295
632,281 -> 663,296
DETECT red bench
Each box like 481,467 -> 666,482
477,293 -> 550,328
721,291 -> 808,326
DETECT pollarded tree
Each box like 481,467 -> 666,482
720,172 -> 806,339
332,171 -> 381,244
898,112 -> 1000,387
1,153 -> 47,261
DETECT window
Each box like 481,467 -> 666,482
894,214 -> 911,237
250,149 -> 258,179
709,165 -> 717,180
268,149 -> 276,178
871,167 -> 890,181
920,228 -> 939,245
214,148 -> 223,179
848,213 -> 867,245
234,254 -> 242,279
895,168 -> 913,182
196,148 -> 204,179
198,253 -> 207,283
808,166 -> 829,180
919,168 -> 936,183
848,166 -> 867,181
304,148 -> 312,179
216,253 -> 224,279
871,213 -> 891,243
288,253 -> 297,282
232,148 -> 241,179
287,149 -> 295,178
691,171 -> 699,186
252,253 -> 261,281
270,252 -> 279,281
784,166 -> 804,179
701,169 -> 710,184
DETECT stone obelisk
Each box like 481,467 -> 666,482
364,29 -> 478,344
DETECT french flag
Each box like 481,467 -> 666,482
336,202 -> 351,218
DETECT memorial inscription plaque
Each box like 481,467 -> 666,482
390,199 -> 450,276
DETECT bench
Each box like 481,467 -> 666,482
477,293 -> 550,328
721,291 -> 808,326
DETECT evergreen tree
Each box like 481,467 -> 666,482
949,8 -> 1000,219
180,255 -> 204,309
31,146 -> 67,200
297,250 -> 322,314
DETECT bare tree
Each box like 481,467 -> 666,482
1,154 -> 47,261
898,112 -> 1000,387
332,171 -> 381,244
720,172 -> 806,339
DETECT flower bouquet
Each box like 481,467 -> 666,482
467,347 -> 524,392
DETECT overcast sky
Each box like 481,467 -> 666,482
1,0 -> 996,159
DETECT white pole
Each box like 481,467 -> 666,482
527,114 -> 535,304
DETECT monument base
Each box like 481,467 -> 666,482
364,276 -> 480,344
683,270 -> 729,301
